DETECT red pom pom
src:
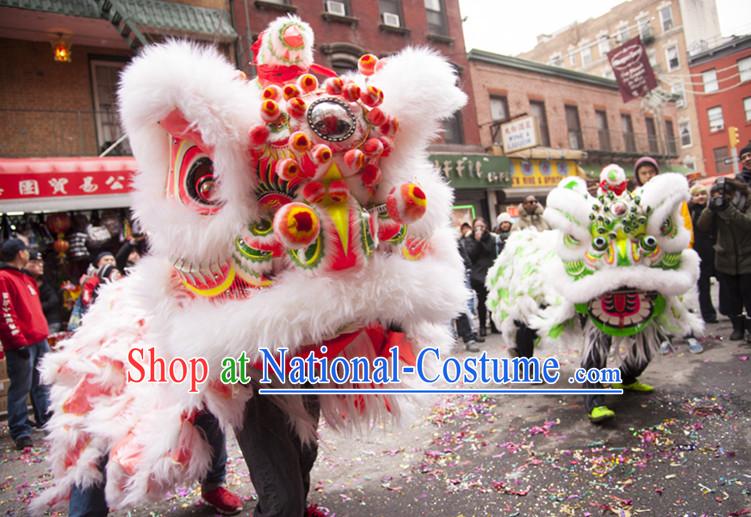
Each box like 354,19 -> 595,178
324,77 -> 344,95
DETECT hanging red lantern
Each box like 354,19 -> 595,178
53,235 -> 70,261
47,212 -> 71,234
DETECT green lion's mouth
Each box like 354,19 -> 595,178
583,288 -> 666,337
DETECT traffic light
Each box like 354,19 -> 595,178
729,126 -> 740,148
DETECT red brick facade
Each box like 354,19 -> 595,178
231,0 -> 480,146
469,52 -> 680,171
688,37 -> 751,176
0,38 -> 131,157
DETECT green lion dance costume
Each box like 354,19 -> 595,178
487,166 -> 702,422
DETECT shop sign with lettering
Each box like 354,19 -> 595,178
501,115 -> 539,154
430,154 -> 512,189
511,158 -> 580,187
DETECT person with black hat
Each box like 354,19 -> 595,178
737,141 -> 751,188
0,238 -> 51,450
698,176 -> 751,342
25,250 -> 63,333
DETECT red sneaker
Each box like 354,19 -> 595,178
201,486 -> 243,515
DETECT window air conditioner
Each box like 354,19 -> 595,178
325,1 -> 346,16
382,12 -> 401,28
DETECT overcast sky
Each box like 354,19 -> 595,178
460,0 -> 751,56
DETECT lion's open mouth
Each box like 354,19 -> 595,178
587,288 -> 661,333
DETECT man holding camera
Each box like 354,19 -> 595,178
737,143 -> 751,188
698,175 -> 751,342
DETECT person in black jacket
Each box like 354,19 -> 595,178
464,217 -> 498,337
25,250 -> 63,333
455,230 -> 483,351
688,185 -> 718,323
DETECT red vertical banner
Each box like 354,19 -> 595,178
607,37 -> 658,103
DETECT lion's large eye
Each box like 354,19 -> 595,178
641,235 -> 657,252
592,236 -> 608,251
168,137 -> 222,215
186,157 -> 217,205
306,97 -> 356,142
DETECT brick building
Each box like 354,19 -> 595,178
231,0 -> 480,148
518,0 -> 722,175
688,35 -> 751,176
0,0 -> 236,161
468,49 -> 679,212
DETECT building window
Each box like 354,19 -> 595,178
616,23 -> 629,43
568,48 -> 577,66
548,53 -> 563,66
659,5 -> 674,32
665,45 -> 679,71
621,114 -> 636,153
330,55 -> 358,75
529,100 -> 550,147
324,0 -> 350,16
645,116 -> 659,154
581,44 -> 592,67
598,34 -> 610,55
595,110 -> 611,151
713,146 -> 730,174
702,69 -> 718,93
647,48 -> 658,68
679,120 -> 692,147
671,81 -> 685,107
425,0 -> 448,36
489,95 -> 509,143
379,0 -> 403,27
707,106 -> 724,132
565,105 -> 583,149
91,60 -> 130,154
637,16 -> 652,40
665,119 -> 677,155
443,110 -> 464,144
745,97 -> 751,122
739,57 -> 751,82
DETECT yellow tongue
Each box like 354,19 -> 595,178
321,163 -> 349,252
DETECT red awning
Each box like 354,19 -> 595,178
0,156 -> 136,212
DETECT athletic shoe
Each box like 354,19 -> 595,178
611,380 -> 654,393
465,339 -> 480,352
14,436 -> 33,450
588,405 -> 615,423
658,340 -> 672,354
201,486 -> 243,515
687,337 -> 704,354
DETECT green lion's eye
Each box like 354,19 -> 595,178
592,236 -> 608,251
641,235 -> 657,251
563,234 -> 580,247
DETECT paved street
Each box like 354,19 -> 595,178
1,319 -> 750,516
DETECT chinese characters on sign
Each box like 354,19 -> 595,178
431,154 -> 512,188
1,171 -> 134,200
501,115 -> 539,154
607,37 -> 657,103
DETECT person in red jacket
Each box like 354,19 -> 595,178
0,238 -> 51,450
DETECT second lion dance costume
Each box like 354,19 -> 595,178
33,16 -> 469,513
487,166 -> 702,422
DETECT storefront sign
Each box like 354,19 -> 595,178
607,37 -> 657,103
501,115 -> 539,153
511,158 -> 579,187
430,154 -> 511,189
0,157 -> 135,201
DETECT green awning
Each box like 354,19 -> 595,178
1,0 -> 237,42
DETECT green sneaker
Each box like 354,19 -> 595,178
588,405 -> 615,423
611,381 -> 654,393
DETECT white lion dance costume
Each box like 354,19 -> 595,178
34,16 -> 468,511
487,167 -> 702,420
